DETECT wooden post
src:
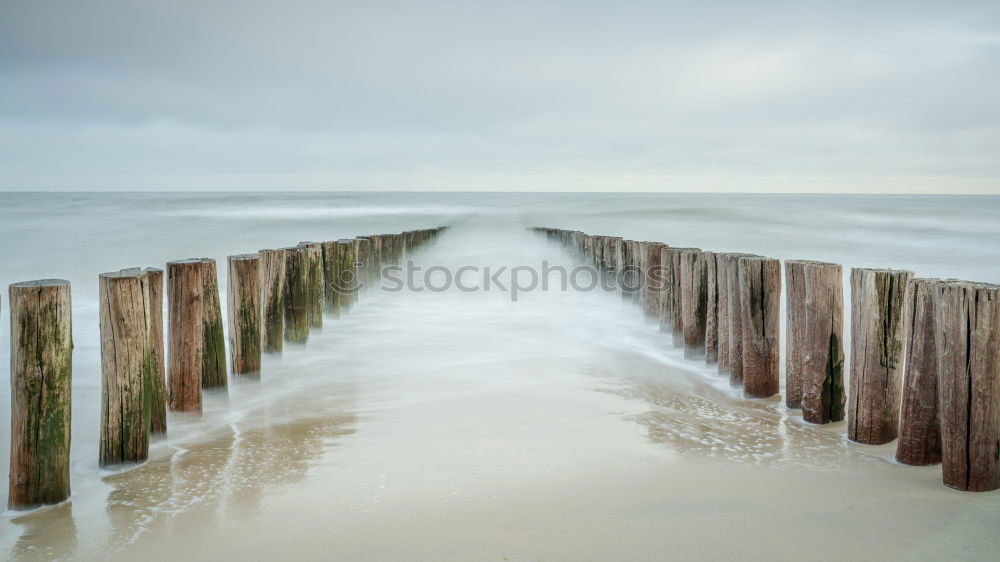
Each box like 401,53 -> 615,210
99,269 -> 152,466
934,281 -> 1000,491
360,235 -> 382,284
8,279 -> 72,510
356,236 -> 378,287
681,249 -> 709,358
784,260 -> 809,408
299,242 -> 324,329
612,238 -> 624,295
738,255 -> 781,398
668,248 -> 699,348
631,241 -> 645,306
801,261 -> 845,424
658,247 -> 673,334
717,254 -> 730,375
339,239 -> 359,306
145,268 -> 167,435
617,239 -> 633,301
321,241 -> 342,317
353,238 -> 370,300
198,258 -> 227,390
896,278 -> 941,465
284,245 -> 310,343
643,242 -> 666,321
227,254 -> 261,377
848,267 -> 913,444
258,248 -> 286,353
605,237 -> 621,287
167,259 -> 204,413
704,252 -> 719,365
723,253 -> 753,387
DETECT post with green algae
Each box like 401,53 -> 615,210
338,239 -> 359,307
197,258 -> 227,390
145,267 -> 167,435
353,238 -> 371,300
298,242 -> 324,329
228,254 -> 261,377
680,249 -> 708,359
99,269 -> 153,466
283,246 -> 310,343
321,241 -> 343,317
8,279 -> 73,510
259,248 -> 286,352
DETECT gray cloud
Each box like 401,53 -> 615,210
1,0 -> 998,191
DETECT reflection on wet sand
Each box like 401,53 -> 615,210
101,414 -> 357,558
10,504 -> 78,562
593,349 -> 887,471
3,411 -> 356,561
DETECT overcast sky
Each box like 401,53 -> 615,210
1,0 -> 998,192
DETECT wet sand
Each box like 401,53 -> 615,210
3,220 -> 1000,561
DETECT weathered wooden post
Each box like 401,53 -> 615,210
848,267 -> 913,444
617,239 -> 633,300
284,245 -> 310,343
227,254 -> 261,377
353,238 -> 371,300
643,242 -> 666,321
356,236 -> 378,287
145,268 -> 167,435
801,261 -> 845,424
658,246 -> 674,334
723,253 -> 753,386
99,269 -> 153,466
631,241 -> 645,306
8,280 -> 72,510
680,249 -> 709,358
339,239 -> 359,306
669,248 -> 699,348
258,248 -> 286,353
605,237 -> 621,286
934,281 -> 1000,491
321,241 -> 342,317
784,260 -> 809,408
896,278 -> 941,465
299,242 -> 324,329
716,254 -> 731,375
704,252 -> 719,365
198,258 -> 227,390
737,255 -> 781,398
167,259 -> 204,413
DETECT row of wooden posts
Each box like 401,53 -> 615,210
6,227 -> 446,510
532,227 -> 1000,493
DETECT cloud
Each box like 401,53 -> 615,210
1,0 -> 998,191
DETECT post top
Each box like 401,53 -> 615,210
10,279 -> 70,288
99,269 -> 147,279
167,257 -> 213,265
